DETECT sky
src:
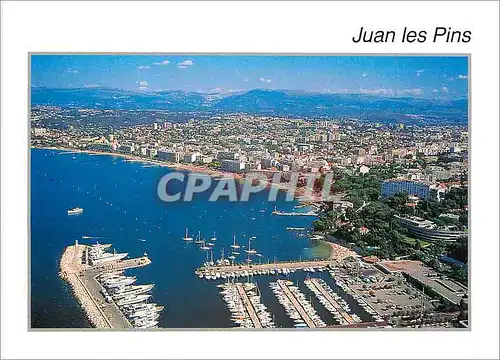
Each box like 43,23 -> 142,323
31,55 -> 469,99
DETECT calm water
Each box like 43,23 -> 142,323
31,148 -> 370,328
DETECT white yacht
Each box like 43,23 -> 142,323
116,294 -> 151,306
67,207 -> 83,215
89,249 -> 128,265
111,284 -> 154,298
104,276 -> 137,288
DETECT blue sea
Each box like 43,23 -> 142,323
31,148 -> 371,328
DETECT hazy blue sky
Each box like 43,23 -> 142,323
31,55 -> 468,98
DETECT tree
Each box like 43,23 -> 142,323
313,219 -> 327,232
449,236 -> 468,263
429,258 -> 442,271
451,266 -> 468,286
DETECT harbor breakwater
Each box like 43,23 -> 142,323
59,243 -> 154,329
59,245 -> 110,328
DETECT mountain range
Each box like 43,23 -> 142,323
31,87 -> 468,124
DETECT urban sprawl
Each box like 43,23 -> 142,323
32,106 -> 469,329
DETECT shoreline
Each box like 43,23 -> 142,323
31,146 -> 322,202
32,145 -> 240,178
324,240 -> 358,261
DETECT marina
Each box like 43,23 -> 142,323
219,281 -> 276,328
34,149 -> 392,329
59,241 -> 159,329
306,278 -> 355,325
235,283 -> 262,328
273,280 -> 317,328
197,259 -> 333,279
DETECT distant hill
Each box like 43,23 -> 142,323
31,87 -> 468,124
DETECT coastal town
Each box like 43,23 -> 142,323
3,2 -> 496,358
33,105 -> 469,329
31,106 -> 468,180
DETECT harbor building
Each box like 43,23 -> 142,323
381,179 -> 430,200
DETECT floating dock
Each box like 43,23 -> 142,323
235,283 -> 262,328
277,280 -> 316,328
309,278 -> 354,324
272,210 -> 317,216
59,244 -> 151,329
198,259 -> 333,275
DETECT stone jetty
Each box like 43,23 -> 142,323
59,243 -> 151,329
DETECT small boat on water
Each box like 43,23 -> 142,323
199,237 -> 211,250
230,235 -> 240,249
68,207 -> 83,215
244,237 -> 257,255
210,231 -> 217,241
182,227 -> 193,241
194,231 -> 204,244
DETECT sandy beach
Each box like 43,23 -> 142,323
325,241 -> 358,261
34,146 -> 242,178
32,146 -> 322,202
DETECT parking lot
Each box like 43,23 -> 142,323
331,259 -> 435,317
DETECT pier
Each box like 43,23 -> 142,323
235,284 -> 262,328
272,210 -> 317,217
277,280 -> 316,328
59,244 -> 151,329
309,278 -> 354,324
199,259 -> 333,275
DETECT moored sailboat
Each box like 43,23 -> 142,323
230,235 -> 240,249
182,227 -> 193,241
